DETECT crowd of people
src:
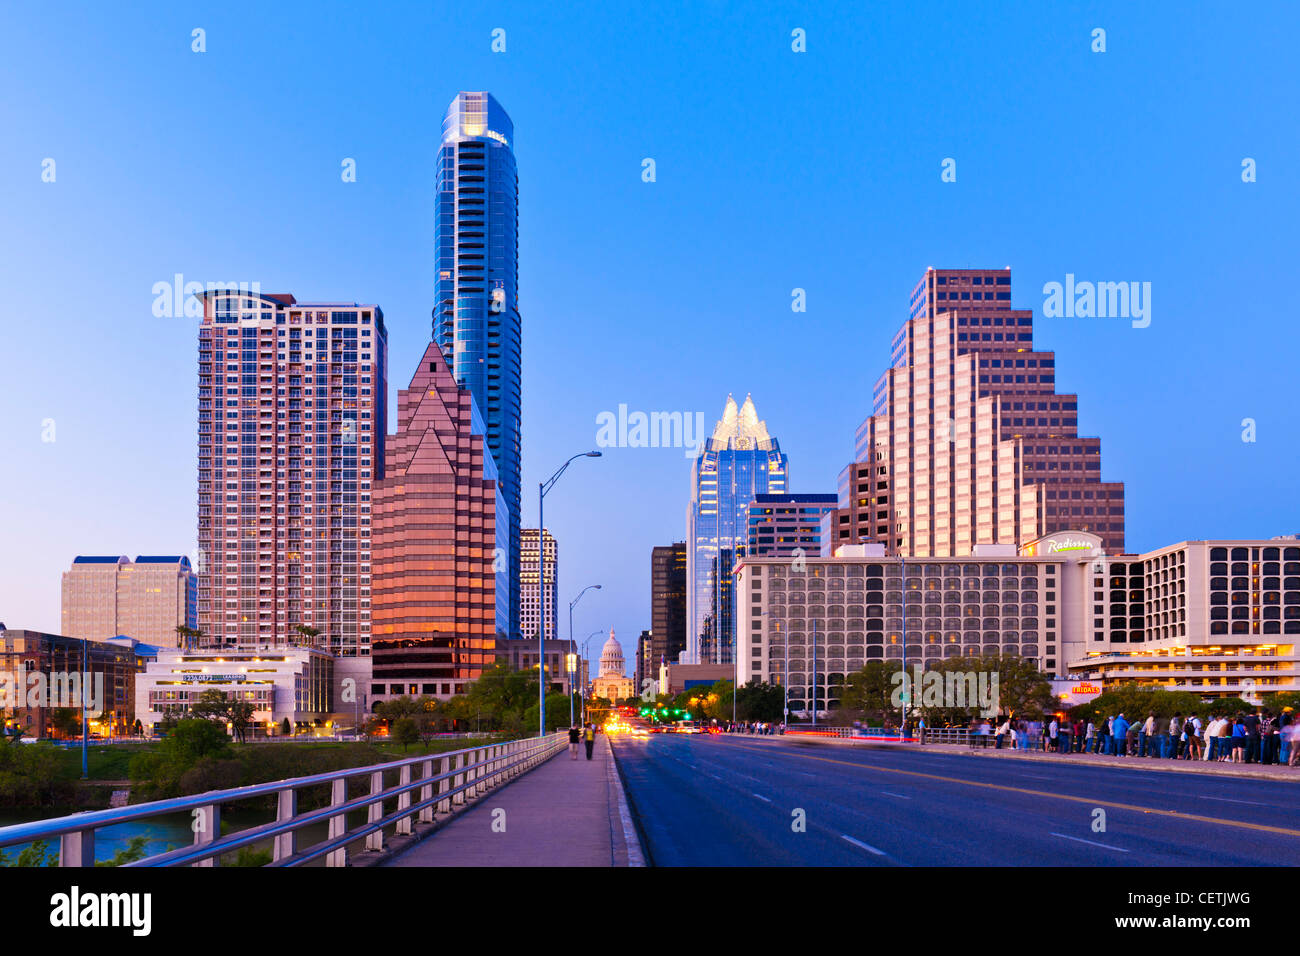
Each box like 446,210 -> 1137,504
965,707 -> 1298,766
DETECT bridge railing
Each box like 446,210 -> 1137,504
0,732 -> 567,868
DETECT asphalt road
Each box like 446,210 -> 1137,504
611,734 -> 1300,866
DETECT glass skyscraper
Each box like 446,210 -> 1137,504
434,91 -> 522,637
686,395 -> 788,665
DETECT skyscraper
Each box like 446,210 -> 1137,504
195,292 -> 387,655
829,268 -> 1125,557
650,542 -> 687,670
370,342 -> 505,703
686,395 -> 788,665
61,555 -> 197,646
434,91 -> 522,638
744,493 -> 838,559
519,529 -> 558,641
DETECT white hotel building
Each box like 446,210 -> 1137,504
734,531 -> 1300,717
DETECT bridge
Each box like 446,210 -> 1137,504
3,731 -> 1298,866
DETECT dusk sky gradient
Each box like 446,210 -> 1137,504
2,1 -> 1298,669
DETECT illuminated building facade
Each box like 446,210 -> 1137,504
827,269 -> 1124,558
61,555 -> 196,646
686,395 -> 787,666
195,292 -> 387,658
370,342 -> 506,704
434,91 -> 522,638
519,529 -> 557,642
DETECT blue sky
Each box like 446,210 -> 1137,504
2,1 -> 1298,668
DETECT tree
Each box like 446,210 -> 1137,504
174,625 -> 203,650
292,624 -> 322,648
49,708 -> 82,739
280,717 -> 292,736
190,689 -> 231,723
228,700 -> 255,743
736,681 -> 784,722
164,718 -> 230,763
391,717 -> 419,751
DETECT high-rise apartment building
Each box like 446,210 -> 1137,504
650,542 -> 687,669
519,529 -> 558,641
61,555 -> 197,646
745,494 -> 838,559
370,343 -> 505,702
434,91 -> 522,638
828,269 -> 1124,558
686,395 -> 788,665
195,291 -> 387,657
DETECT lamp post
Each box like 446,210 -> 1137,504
566,653 -> 578,726
568,585 -> 600,728
80,637 -> 88,780
583,629 -> 603,724
537,451 -> 602,738
897,553 -> 908,737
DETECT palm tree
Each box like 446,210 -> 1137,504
174,625 -> 203,650
292,624 -> 322,648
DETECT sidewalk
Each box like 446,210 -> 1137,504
746,733 -> 1300,782
385,734 -> 644,867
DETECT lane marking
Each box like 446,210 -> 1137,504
880,791 -> 911,800
841,834 -> 887,856
729,744 -> 1300,839
1201,796 -> 1271,806
1051,832 -> 1130,853
752,793 -> 772,803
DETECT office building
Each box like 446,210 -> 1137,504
827,268 -> 1124,558
434,91 -> 522,638
635,629 -> 652,696
370,342 -> 505,704
495,638 -> 582,696
195,291 -> 388,661
61,555 -> 197,646
686,395 -> 788,666
520,529 -> 558,641
134,645 -> 333,737
745,493 -> 837,559
591,629 -> 635,701
650,542 -> 687,671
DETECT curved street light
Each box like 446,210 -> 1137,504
538,451 -> 602,737
568,584 -> 601,725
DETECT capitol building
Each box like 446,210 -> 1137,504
590,629 -> 635,703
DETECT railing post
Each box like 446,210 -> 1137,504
192,803 -> 219,868
59,828 -> 94,867
273,788 -> 297,863
366,770 -> 385,851
452,753 -> 466,806
396,764 -> 414,836
326,778 -> 348,867
438,756 -> 452,814
418,759 -> 435,824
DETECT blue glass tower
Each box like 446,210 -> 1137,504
686,395 -> 788,665
434,92 -> 521,637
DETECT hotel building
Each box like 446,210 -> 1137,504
435,91 -> 522,639
686,395 -> 788,665
370,342 -> 505,704
826,268 -> 1125,558
519,529 -> 558,642
61,555 -> 197,646
195,291 -> 387,665
735,533 -> 1300,716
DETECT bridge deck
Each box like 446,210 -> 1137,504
385,734 -> 642,867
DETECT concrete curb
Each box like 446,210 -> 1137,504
607,738 -> 652,867
604,736 -> 646,867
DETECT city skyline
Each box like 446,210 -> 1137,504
3,2 -> 1298,676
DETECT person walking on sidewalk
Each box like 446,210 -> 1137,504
584,723 -> 596,760
569,724 -> 581,760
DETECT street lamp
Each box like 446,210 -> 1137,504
583,629 -> 603,724
566,652 -> 578,726
897,553 -> 908,737
537,451 -> 602,738
568,585 -> 600,728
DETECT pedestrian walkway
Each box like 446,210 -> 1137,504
385,734 -> 644,867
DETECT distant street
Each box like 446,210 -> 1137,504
612,735 -> 1300,866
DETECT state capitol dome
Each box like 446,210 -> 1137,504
598,629 -> 626,677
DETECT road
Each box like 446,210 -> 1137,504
611,734 -> 1300,866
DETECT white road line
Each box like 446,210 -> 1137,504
1050,832 -> 1130,852
1201,796 -> 1271,806
752,793 -> 772,802
841,834 -> 887,856
880,791 -> 911,800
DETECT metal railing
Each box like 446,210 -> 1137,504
0,732 -> 566,867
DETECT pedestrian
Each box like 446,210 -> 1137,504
995,717 -> 1009,749
1231,717 -> 1246,763
1112,713 -> 1130,757
1048,716 -> 1059,753
1188,713 -> 1202,760
1169,714 -> 1182,758
1150,713 -> 1167,758
1280,708 -> 1293,765
1085,717 -> 1096,754
584,722 -> 596,760
1244,710 -> 1261,764
569,723 -> 580,760
1140,713 -> 1155,757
